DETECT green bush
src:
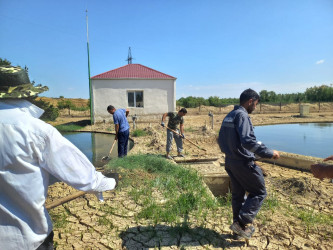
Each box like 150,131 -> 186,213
30,98 -> 59,121
57,99 -> 89,112
57,99 -> 74,110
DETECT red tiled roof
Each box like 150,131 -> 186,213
91,64 -> 176,79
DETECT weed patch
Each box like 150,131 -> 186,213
105,154 -> 219,224
131,129 -> 148,137
49,210 -> 70,229
292,207 -> 333,234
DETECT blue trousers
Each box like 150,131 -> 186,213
118,129 -> 129,157
225,160 -> 267,225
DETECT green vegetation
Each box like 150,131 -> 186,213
177,96 -> 238,108
30,98 -> 59,121
57,99 -> 89,115
71,106 -> 90,111
57,99 -> 75,110
217,192 -> 233,224
261,192 -> 280,212
131,129 -> 148,137
0,58 -> 11,66
176,85 -> 333,108
260,86 -> 333,103
290,206 -> 333,234
257,192 -> 280,225
106,154 -> 219,225
49,210 -> 69,229
55,124 -> 84,132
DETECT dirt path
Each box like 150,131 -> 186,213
46,110 -> 333,249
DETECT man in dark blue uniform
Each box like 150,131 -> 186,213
218,89 -> 280,240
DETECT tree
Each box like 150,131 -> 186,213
259,90 -> 269,102
0,58 -> 11,66
57,99 -> 75,115
31,98 -> 59,121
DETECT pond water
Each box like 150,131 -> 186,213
62,132 -> 134,168
254,122 -> 333,158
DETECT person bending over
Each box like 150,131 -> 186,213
107,105 -> 130,157
161,108 -> 187,159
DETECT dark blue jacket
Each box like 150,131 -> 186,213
218,105 -> 273,164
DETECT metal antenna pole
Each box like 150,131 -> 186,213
86,9 -> 94,124
127,47 -> 133,64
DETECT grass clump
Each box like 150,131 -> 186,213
257,192 -> 280,225
106,154 -> 218,224
49,210 -> 70,229
292,207 -> 333,234
55,124 -> 84,132
131,129 -> 148,137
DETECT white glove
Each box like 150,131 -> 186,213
95,192 -> 104,202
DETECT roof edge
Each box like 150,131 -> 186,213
91,77 -> 177,80
91,63 -> 176,79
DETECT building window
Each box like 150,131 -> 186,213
128,91 -> 143,108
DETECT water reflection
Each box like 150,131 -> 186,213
62,132 -> 134,168
255,122 -> 333,158
300,122 -> 333,128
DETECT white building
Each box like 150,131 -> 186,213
91,64 -> 176,122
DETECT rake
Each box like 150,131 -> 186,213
162,125 -> 207,151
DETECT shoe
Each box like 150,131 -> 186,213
230,222 -> 255,240
232,232 -> 242,240
166,155 -> 173,160
177,154 -> 184,157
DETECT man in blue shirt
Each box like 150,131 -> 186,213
218,89 -> 280,240
107,105 -> 130,157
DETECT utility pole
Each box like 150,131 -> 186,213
86,9 -> 94,124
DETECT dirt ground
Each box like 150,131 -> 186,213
46,106 -> 333,249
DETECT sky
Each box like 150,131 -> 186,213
1,0 -> 332,99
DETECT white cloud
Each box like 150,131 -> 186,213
316,59 -> 325,64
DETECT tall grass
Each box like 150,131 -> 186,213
105,154 -> 218,224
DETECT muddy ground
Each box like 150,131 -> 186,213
46,107 -> 333,249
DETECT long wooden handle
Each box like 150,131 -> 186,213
45,191 -> 86,210
164,125 -> 207,151
109,139 -> 117,155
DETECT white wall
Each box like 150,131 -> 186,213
91,79 -> 176,122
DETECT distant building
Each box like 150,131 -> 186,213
91,64 -> 176,122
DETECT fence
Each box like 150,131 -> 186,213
59,102 -> 333,119
180,102 -> 333,115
